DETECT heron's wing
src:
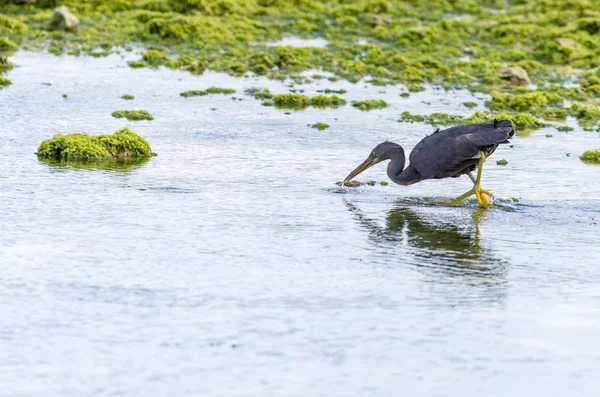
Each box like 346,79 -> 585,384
409,122 -> 513,178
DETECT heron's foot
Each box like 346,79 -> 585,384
475,187 -> 494,207
456,186 -> 494,207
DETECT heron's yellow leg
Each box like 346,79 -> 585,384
456,152 -> 494,207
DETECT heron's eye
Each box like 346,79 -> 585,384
371,151 -> 376,157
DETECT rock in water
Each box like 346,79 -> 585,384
498,66 -> 530,85
49,6 -> 79,32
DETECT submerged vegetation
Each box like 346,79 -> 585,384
37,127 -> 156,160
112,109 -> 154,121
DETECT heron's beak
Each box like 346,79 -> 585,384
343,152 -> 377,183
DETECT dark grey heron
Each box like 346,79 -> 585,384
343,120 -> 515,207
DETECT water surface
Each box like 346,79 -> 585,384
1,52 -> 600,397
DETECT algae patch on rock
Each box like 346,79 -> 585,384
37,128 -> 156,161
121,94 -> 135,100
112,109 -> 154,121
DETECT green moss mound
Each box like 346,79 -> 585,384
111,109 -> 154,120
272,93 -> 311,107
142,48 -> 169,65
310,94 -> 346,107
580,150 -> 600,163
352,99 -> 387,111
570,104 -> 600,120
121,94 -> 135,100
180,87 -> 236,97
311,122 -> 329,130
0,14 -> 27,34
0,37 -> 17,52
37,128 -> 156,160
0,76 -> 10,87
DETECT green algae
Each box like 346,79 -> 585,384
0,75 -> 10,87
398,112 -> 464,126
37,127 -> 156,160
488,112 -> 542,131
270,93 -> 346,108
496,159 -> 508,166
245,87 -> 272,100
121,94 -> 134,100
0,0 -> 596,95
0,14 -> 27,35
398,110 -> 542,131
542,108 -> 568,120
0,37 -> 17,52
180,87 -> 235,97
6,0 -> 600,131
317,89 -> 346,94
142,48 -> 169,66
398,112 -> 426,123
486,91 -> 563,115
570,103 -> 600,120
463,101 -> 477,108
351,99 -> 387,111
580,150 -> 600,163
310,94 -> 346,108
580,75 -> 600,96
111,109 -> 154,121
128,60 -> 145,69
272,93 -> 311,108
311,122 -> 329,130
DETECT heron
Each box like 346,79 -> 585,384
343,119 -> 515,207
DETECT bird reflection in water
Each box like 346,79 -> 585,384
345,199 -> 508,285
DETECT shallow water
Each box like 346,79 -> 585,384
1,52 -> 600,396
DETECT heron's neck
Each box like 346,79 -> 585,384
386,146 -> 421,186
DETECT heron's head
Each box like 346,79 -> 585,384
343,141 -> 402,183
494,119 -> 515,137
